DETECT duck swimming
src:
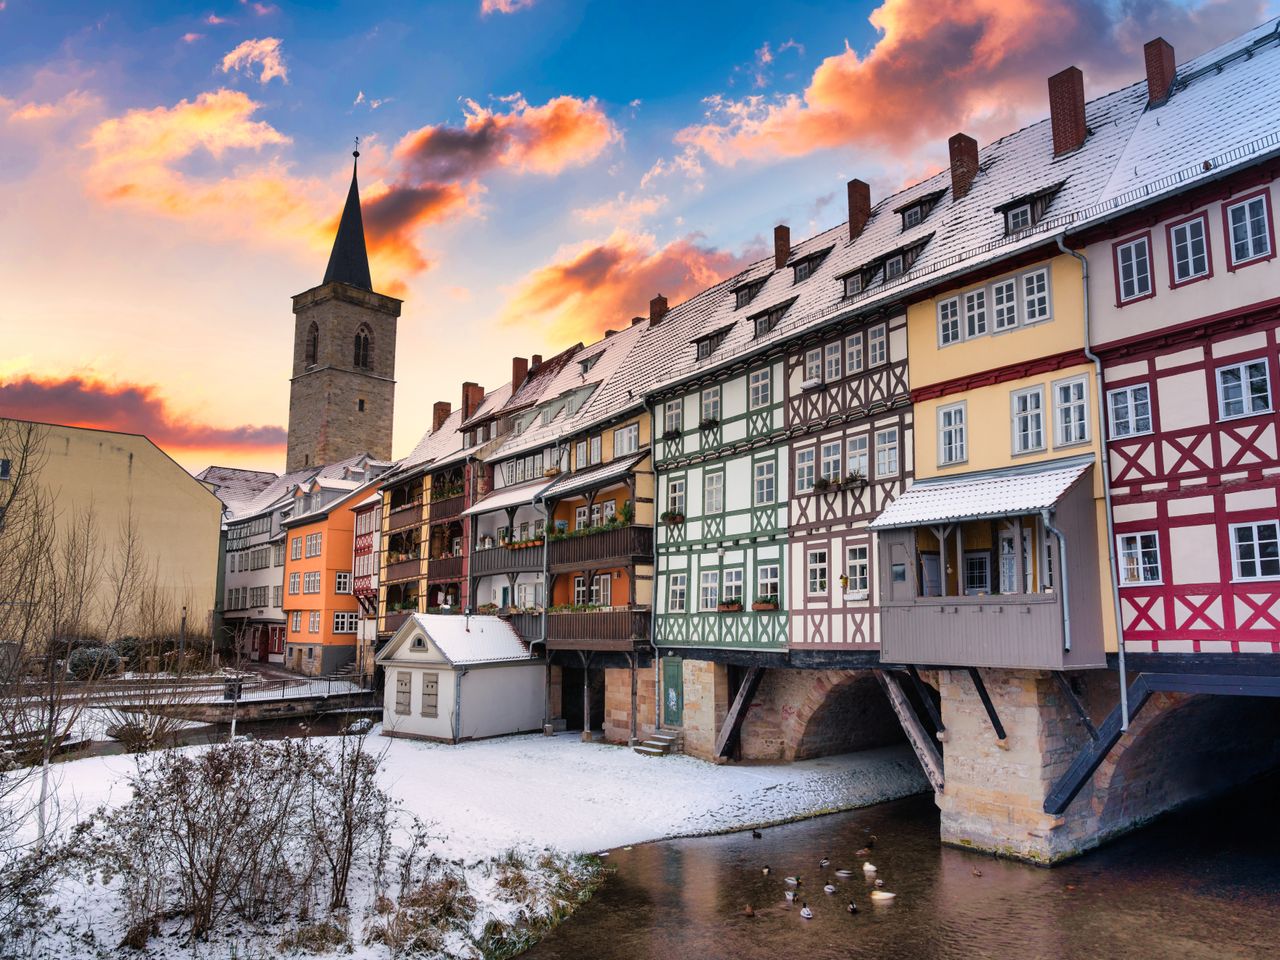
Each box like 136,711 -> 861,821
752,829 -> 763,840
823,883 -> 836,894
870,890 -> 896,901
784,875 -> 801,885
834,868 -> 854,877
799,903 -> 813,920
743,905 -> 755,917
819,857 -> 830,868
863,863 -> 877,874
874,878 -> 885,888
762,865 -> 771,875
855,847 -> 871,857
785,889 -> 796,902
847,901 -> 859,914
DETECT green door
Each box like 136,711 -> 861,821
662,657 -> 684,727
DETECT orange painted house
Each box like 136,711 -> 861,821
281,476 -> 381,676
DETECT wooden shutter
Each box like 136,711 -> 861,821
421,672 -> 439,718
395,671 -> 411,715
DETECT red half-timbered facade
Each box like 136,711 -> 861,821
784,309 -> 913,651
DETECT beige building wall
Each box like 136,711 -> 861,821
8,420 -> 223,636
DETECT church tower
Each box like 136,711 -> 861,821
286,151 -> 400,471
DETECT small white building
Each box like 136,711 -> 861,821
376,613 -> 544,743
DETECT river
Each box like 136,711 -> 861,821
527,774 -> 1280,960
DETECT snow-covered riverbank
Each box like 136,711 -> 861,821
20,730 -> 929,958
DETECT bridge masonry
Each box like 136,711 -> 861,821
936,668 -> 1280,863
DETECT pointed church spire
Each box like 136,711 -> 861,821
322,149 -> 373,291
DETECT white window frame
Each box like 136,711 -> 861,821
874,428 -> 899,478
701,386 -> 721,422
704,471 -> 725,514
963,552 -> 991,595
804,348 -> 823,381
845,332 -> 864,373
573,575 -> 587,605
938,297 -> 961,345
847,435 -> 869,479
964,289 -> 987,338
749,368 -> 772,409
843,273 -> 863,298
1216,359 -> 1271,420
668,573 -> 687,613
1006,203 -> 1032,233
308,611 -> 321,633
589,435 -> 602,464
846,545 -> 869,594
722,568 -> 744,603
699,570 -> 719,611
1230,520 -> 1280,581
1116,235 -> 1152,302
613,423 -> 639,457
868,324 -> 887,366
795,448 -> 816,493
290,611 -> 301,633
1169,214 -> 1209,284
664,400 -> 683,435
824,341 -> 843,382
938,402 -> 967,465
1226,194 -> 1272,267
1107,384 -> 1152,438
1011,386 -> 1046,454
992,278 -> 1018,331
291,537 -> 302,560
335,571 -> 351,594
753,460 -> 775,506
884,254 -> 904,279
806,549 -> 828,597
1022,268 -> 1051,323
289,572 -> 300,595
757,563 -> 780,603
1053,375 -> 1090,447
668,477 -> 686,515
1117,532 -> 1162,586
820,440 -> 842,481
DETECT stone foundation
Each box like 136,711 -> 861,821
936,668 -> 1280,862
679,659 -> 730,761
603,665 -> 656,744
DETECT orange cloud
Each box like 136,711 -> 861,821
220,36 -> 288,85
676,0 -> 1267,165
6,90 -> 97,122
500,229 -> 761,341
482,0 -> 536,14
394,94 -> 619,180
575,191 -> 669,226
0,375 -> 287,454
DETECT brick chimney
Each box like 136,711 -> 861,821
774,224 -> 791,270
1048,66 -> 1087,156
531,354 -> 542,369
949,133 -> 979,200
649,294 -> 669,326
847,179 -> 871,241
511,356 -> 529,392
461,381 -> 484,421
432,401 -> 451,432
1144,37 -> 1175,106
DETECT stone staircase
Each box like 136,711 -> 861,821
633,730 -> 684,757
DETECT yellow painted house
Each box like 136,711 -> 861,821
1,418 -> 223,638
872,250 -> 1117,670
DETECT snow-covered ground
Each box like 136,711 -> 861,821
19,730 -> 928,958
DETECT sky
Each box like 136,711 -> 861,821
1,0 -> 1275,473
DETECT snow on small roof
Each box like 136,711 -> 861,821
414,613 -> 533,665
542,452 -> 645,501
869,455 -> 1093,530
461,478 -> 551,517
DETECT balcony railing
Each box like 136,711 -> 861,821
381,609 -> 413,634
470,544 -> 544,577
545,608 -> 651,651
429,494 -> 465,523
384,557 -> 423,583
387,503 -> 423,532
549,524 -> 653,573
502,612 -> 544,642
426,553 -> 464,582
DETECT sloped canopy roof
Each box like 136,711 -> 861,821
541,453 -> 645,501
461,479 -> 551,517
378,613 -> 535,666
869,455 -> 1093,530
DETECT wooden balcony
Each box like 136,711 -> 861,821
502,612 -> 543,642
426,554 -> 464,582
470,545 -> 544,578
428,494 -> 465,523
381,610 -> 413,634
384,557 -> 422,583
545,608 -> 651,651
548,524 -> 653,574
387,503 -> 423,532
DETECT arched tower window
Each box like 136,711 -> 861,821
305,322 -> 320,367
353,325 -> 372,369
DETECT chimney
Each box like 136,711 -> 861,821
774,224 -> 791,270
432,401 -> 451,432
649,294 -> 669,326
461,381 -> 484,421
847,179 -> 871,241
531,354 -> 542,369
1144,37 -> 1175,106
631,315 -> 646,326
1048,66 -> 1087,156
511,356 -> 529,392
948,133 -> 979,200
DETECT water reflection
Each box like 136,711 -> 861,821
529,776 -> 1280,960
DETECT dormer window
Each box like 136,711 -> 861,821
579,353 -> 601,375
694,325 -> 732,360
1005,204 -> 1032,233
790,247 -> 832,285
893,190 -> 945,232
734,279 -> 766,310
903,206 -> 923,229
884,255 -> 904,280
749,299 -> 795,339
842,273 -> 864,298
794,259 -> 816,282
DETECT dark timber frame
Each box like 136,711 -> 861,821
714,666 -> 764,758
967,668 -> 1006,742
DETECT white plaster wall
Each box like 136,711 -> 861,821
382,659 -> 458,741
458,663 -> 544,740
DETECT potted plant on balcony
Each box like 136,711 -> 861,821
698,416 -> 720,431
842,470 -> 868,489
662,427 -> 682,441
620,500 -> 635,525
477,602 -> 499,614
813,475 -> 833,494
717,598 -> 744,613
751,594 -> 780,611
660,509 -> 685,526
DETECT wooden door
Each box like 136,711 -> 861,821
662,657 -> 683,726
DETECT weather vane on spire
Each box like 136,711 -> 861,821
353,135 -> 360,159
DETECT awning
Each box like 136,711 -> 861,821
869,454 -> 1093,530
461,479 -> 550,517
541,453 -> 645,501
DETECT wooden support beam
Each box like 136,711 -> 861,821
907,665 -> 946,739
967,667 -> 1007,744
714,666 -> 763,758
1052,671 -> 1098,741
875,669 -> 944,792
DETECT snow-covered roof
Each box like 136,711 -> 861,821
869,455 -> 1093,529
382,613 -> 534,666
461,478 -> 551,517
542,452 -> 645,501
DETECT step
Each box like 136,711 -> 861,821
633,745 -> 667,757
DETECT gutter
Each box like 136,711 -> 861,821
531,482 -> 552,725
1056,235 -> 1129,729
451,666 -> 468,742
644,397 -> 662,733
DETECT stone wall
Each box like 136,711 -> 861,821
603,665 -> 656,744
680,659 -> 730,761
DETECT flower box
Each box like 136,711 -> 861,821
717,601 -> 743,613
698,418 -> 720,431
662,428 -> 682,441
751,599 -> 779,611
800,376 -> 825,391
660,511 -> 685,526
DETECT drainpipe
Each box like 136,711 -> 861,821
1057,235 -> 1129,730
644,397 -> 662,734
451,667 -> 468,742
533,486 -> 551,725
1040,507 -> 1071,651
